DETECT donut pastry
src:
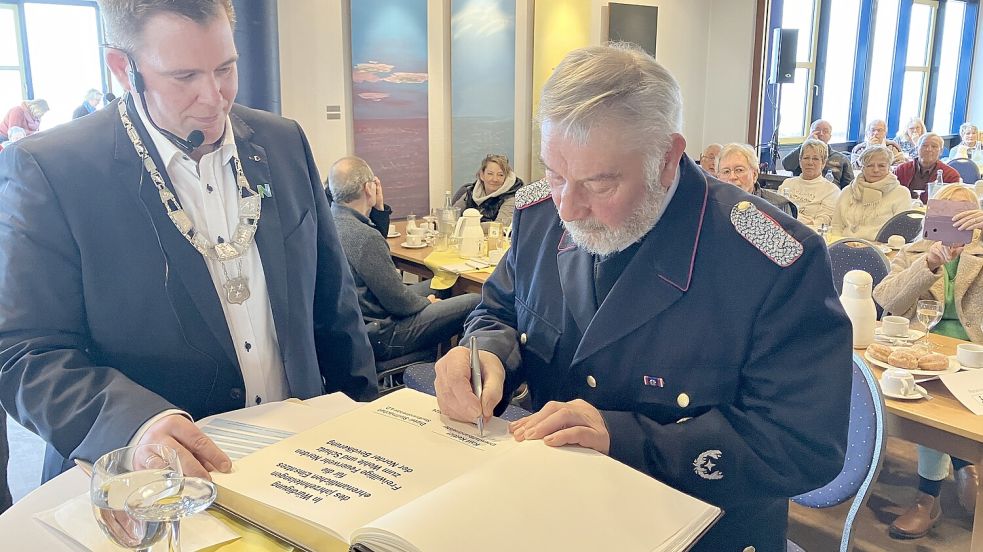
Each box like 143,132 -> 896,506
867,342 -> 894,363
917,352 -> 949,371
888,349 -> 919,369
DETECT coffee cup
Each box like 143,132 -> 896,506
406,234 -> 424,247
957,343 -> 983,368
488,248 -> 505,265
887,234 -> 905,249
880,367 -> 916,397
881,315 -> 911,338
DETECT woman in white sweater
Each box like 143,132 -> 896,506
831,145 -> 912,241
778,138 -> 839,228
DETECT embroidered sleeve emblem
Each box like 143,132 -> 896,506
515,178 -> 552,209
693,449 -> 724,480
730,201 -> 803,267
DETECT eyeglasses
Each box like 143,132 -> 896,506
718,166 -> 750,178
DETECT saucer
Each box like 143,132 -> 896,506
874,327 -> 926,342
876,244 -> 892,254
948,355 -> 983,370
881,384 -> 928,400
387,231 -> 401,238
400,242 -> 427,249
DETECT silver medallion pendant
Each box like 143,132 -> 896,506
224,276 -> 251,304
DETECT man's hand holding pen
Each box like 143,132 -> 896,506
435,345 -> 504,429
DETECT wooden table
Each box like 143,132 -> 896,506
385,221 -> 490,296
864,333 -> 983,550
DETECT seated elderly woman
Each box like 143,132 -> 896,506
947,122 -> 980,162
716,143 -> 796,217
895,132 -> 961,197
452,154 -> 525,226
699,143 -> 722,177
777,138 -> 839,228
831,145 -> 911,240
873,184 -> 983,539
895,116 -> 926,160
851,119 -> 907,169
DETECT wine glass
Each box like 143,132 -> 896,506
91,444 -> 182,551
126,476 -> 217,552
817,222 -> 830,242
916,299 -> 944,349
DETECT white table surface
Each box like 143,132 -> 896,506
0,467 -> 90,550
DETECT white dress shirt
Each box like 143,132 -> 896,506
133,102 -> 288,413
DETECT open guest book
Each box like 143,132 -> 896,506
209,389 -> 721,552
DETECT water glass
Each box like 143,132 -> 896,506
90,444 -> 182,551
125,476 -> 217,552
915,299 -> 943,349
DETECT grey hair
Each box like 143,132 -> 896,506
84,89 -> 103,102
328,156 -> 375,205
98,0 -> 235,53
25,99 -> 48,115
960,122 -> 979,135
538,42 -> 682,186
800,138 -> 829,161
717,143 -> 760,177
866,119 -> 887,135
916,132 -> 943,149
809,119 -> 831,132
859,144 -> 892,166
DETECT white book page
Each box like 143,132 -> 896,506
354,442 -> 720,552
212,389 -> 519,542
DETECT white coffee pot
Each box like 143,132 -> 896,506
454,208 -> 484,258
839,269 -> 876,348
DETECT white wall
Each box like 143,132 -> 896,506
278,0 -> 758,192
968,8 -> 983,124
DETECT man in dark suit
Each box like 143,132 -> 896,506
434,44 -> 852,551
0,0 -> 376,482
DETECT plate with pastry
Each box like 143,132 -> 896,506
864,344 -> 960,376
873,327 -> 926,343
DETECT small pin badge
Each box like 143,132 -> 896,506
257,184 -> 272,198
642,376 -> 664,387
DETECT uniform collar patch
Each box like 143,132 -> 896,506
515,178 -> 551,209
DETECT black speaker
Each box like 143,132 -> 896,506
769,28 -> 798,84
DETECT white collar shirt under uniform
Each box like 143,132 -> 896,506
135,103 -> 288,407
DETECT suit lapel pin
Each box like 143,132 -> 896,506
258,183 -> 273,198
642,376 -> 664,387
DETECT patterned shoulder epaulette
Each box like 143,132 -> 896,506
515,178 -> 551,209
730,200 -> 803,267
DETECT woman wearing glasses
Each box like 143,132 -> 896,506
830,145 -> 911,241
453,154 -> 525,226
873,184 -> 983,539
715,143 -> 796,217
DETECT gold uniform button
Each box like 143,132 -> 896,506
519,332 -> 528,345
738,200 -> 752,211
742,547 -> 756,552
677,393 -> 690,408
586,375 -> 597,388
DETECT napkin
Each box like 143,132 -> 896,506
34,492 -> 239,552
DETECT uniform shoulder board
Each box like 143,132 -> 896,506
730,201 -> 803,267
515,178 -> 551,209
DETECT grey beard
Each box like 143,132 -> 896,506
563,181 -> 668,256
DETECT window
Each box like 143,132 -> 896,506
764,0 -> 978,147
865,0 -> 900,125
777,0 -> 819,141
931,1 -> 965,133
819,0 -> 862,142
0,3 -> 25,112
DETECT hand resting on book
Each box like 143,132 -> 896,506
510,399 -> 611,454
138,414 -> 232,479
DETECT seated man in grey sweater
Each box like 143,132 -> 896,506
329,157 -> 480,362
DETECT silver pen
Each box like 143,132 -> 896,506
469,335 -> 484,436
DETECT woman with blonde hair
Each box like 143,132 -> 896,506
777,138 -> 839,227
895,116 -> 926,160
831,145 -> 911,240
874,183 -> 983,539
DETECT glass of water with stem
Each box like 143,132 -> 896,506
91,444 -> 182,551
916,299 -> 944,350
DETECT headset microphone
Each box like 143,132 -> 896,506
125,51 -> 206,154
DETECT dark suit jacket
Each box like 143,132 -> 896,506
0,98 -> 377,480
468,156 -> 852,551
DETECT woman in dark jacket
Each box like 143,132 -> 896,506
453,154 -> 524,226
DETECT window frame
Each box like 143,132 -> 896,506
761,0 -> 978,149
